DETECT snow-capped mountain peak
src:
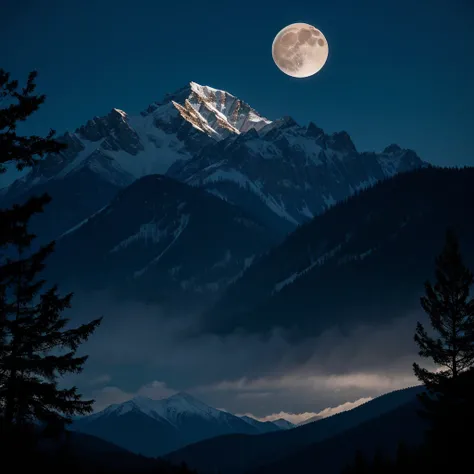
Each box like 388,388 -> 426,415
72,391 -> 273,457
3,81 -> 274,196
90,392 -> 232,428
170,81 -> 272,139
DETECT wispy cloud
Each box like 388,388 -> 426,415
238,397 -> 373,425
91,380 -> 177,412
67,291 -> 426,417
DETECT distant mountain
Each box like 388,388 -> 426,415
202,167 -> 474,337
72,392 -> 263,457
46,174 -> 275,306
271,419 -> 296,430
165,386 -> 425,474
296,415 -> 323,426
238,416 -> 283,433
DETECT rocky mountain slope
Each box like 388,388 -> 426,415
201,166 -> 474,337
168,120 -> 425,236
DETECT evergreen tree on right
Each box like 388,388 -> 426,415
412,228 -> 474,462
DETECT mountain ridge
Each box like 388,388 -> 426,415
201,166 -> 474,337
72,391 -> 292,457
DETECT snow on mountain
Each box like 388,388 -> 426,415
3,81 -> 271,195
94,393 -> 233,427
167,116 -> 426,237
72,392 -> 261,457
170,81 -> 271,138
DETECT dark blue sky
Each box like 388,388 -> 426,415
1,0 -> 473,187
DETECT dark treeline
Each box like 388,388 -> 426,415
342,229 -> 474,473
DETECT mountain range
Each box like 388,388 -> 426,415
71,386 -> 427,474
71,392 -> 294,457
0,81 -> 427,308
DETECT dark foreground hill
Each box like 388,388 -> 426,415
165,386 -> 425,474
203,166 -> 474,337
2,429 -> 196,474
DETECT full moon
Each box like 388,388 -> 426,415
272,23 -> 329,78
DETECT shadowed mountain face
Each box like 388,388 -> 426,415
71,392 -> 287,457
165,386 -> 425,474
46,175 -> 275,308
202,167 -> 474,338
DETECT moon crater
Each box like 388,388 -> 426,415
272,23 -> 329,78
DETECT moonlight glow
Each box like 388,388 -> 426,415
272,23 -> 329,78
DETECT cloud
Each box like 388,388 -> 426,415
238,396 -> 373,425
92,386 -> 134,411
135,380 -> 177,399
308,396 -> 373,419
88,374 -> 112,386
66,291 -> 428,417
91,380 -> 177,412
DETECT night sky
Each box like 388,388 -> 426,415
1,0 -> 473,418
1,0 -> 473,189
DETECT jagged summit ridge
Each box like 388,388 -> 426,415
154,81 -> 272,139
6,81 -> 272,194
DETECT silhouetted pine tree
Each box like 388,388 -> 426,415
413,229 -> 474,399
0,68 -> 66,173
412,228 -> 474,466
414,228 -> 474,384
0,70 -> 100,455
342,230 -> 474,473
0,175 -> 102,433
